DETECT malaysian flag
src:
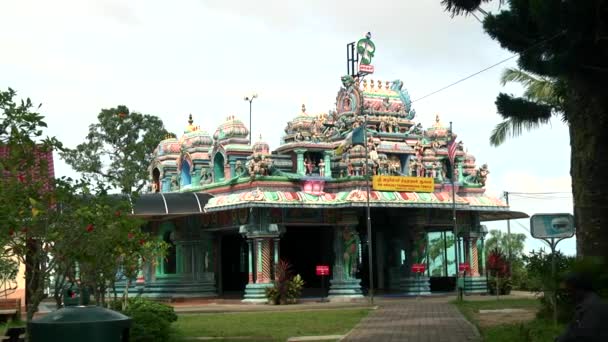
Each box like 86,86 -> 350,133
447,136 -> 457,167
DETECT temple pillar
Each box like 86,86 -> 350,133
247,239 -> 254,284
241,208 -> 283,303
470,238 -> 480,276
273,238 -> 280,280
464,230 -> 488,294
323,151 -> 332,178
295,149 -> 306,176
328,225 -> 364,301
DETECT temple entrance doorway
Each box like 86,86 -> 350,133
427,231 -> 457,292
281,226 -> 333,297
220,232 -> 248,295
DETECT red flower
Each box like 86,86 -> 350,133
115,210 -> 121,217
86,224 -> 94,232
8,229 -> 14,236
139,239 -> 146,246
128,232 -> 134,239
17,174 -> 25,183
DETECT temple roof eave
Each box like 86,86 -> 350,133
202,190 -> 516,215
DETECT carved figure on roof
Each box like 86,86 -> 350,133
408,157 -> 418,177
305,158 -> 314,175
478,163 -> 489,186
235,160 -> 245,176
318,159 -> 325,177
247,155 -> 271,180
414,141 -> 424,159
378,117 -> 387,132
382,97 -> 391,111
294,131 -> 304,142
431,139 -> 442,150
407,123 -> 423,135
457,141 -> 464,151
200,167 -> 212,185
285,122 -> 293,134
341,75 -> 355,88
390,79 -> 415,119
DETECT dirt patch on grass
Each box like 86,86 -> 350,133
476,309 -> 538,328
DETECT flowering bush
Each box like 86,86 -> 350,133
487,248 -> 512,295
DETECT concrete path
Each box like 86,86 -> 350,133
342,297 -> 480,342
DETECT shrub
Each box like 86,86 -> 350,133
111,297 -> 177,342
265,260 -> 305,305
487,248 -> 512,295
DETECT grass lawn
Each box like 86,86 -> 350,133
452,298 -> 564,342
170,308 -> 370,342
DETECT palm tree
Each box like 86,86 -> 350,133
489,68 -> 566,146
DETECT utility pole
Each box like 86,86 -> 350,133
244,94 -> 258,145
504,191 -> 512,262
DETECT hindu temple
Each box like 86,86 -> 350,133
132,35 -> 525,302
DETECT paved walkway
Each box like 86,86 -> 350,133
342,297 -> 480,342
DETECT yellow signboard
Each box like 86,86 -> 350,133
372,176 -> 435,193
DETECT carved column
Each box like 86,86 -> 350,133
273,238 -> 280,280
323,151 -> 333,178
295,149 -> 306,176
470,237 -> 480,277
255,239 -> 263,283
247,239 -> 254,284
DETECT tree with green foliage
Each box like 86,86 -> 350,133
485,229 -> 526,258
1,87 -> 73,320
439,0 -> 608,259
490,68 -> 565,146
61,106 -> 170,194
1,89 -> 167,325
485,229 -> 528,289
428,234 -> 455,276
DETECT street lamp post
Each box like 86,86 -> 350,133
244,94 -> 258,145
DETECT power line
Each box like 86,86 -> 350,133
507,192 -> 571,195
411,31 -> 565,103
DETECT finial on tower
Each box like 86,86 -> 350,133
301,104 -> 306,114
188,114 -> 193,125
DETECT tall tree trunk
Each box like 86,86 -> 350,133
568,81 -> 608,259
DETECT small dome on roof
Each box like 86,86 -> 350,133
156,136 -> 180,156
426,114 -> 450,138
253,134 -> 270,155
213,115 -> 249,141
180,115 -> 213,149
288,104 -> 315,132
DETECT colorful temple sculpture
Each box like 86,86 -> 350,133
134,37 -> 525,301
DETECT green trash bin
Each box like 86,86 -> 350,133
28,305 -> 131,342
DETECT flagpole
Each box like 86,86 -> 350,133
363,107 -> 374,306
449,121 -> 460,299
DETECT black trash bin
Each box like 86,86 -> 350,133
28,305 -> 131,342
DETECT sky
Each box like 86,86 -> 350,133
0,0 -> 574,255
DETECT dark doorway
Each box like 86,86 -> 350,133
430,277 -> 456,292
281,226 -> 332,293
221,233 -> 248,292
163,231 -> 176,274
